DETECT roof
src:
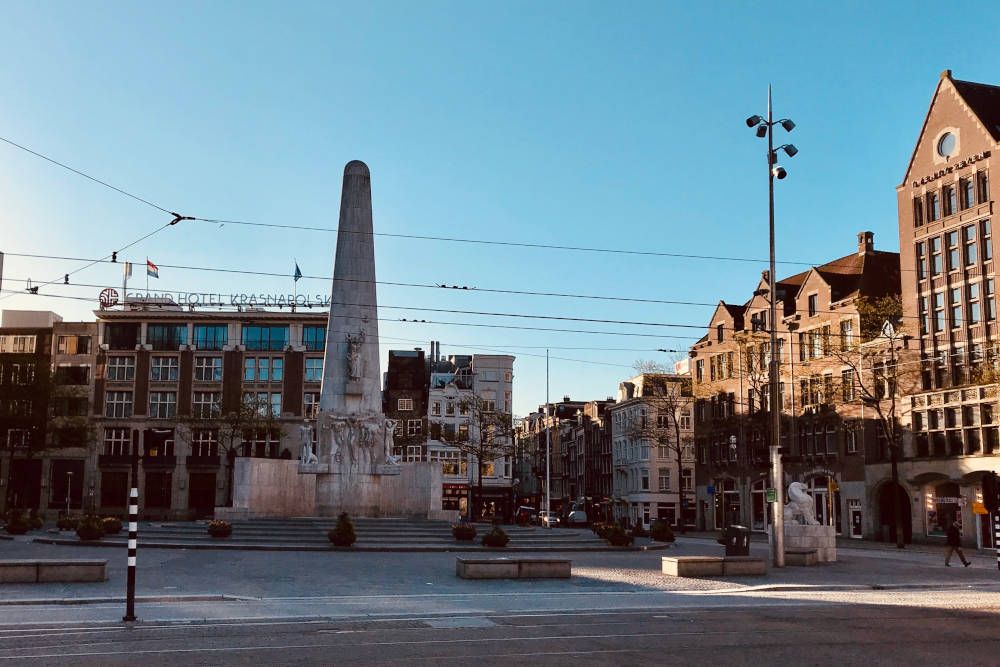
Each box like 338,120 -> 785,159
952,77 -> 1000,142
807,249 -> 900,302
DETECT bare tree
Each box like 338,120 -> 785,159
453,395 -> 515,521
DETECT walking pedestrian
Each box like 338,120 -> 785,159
944,521 -> 971,567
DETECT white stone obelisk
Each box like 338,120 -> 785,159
319,160 -> 382,416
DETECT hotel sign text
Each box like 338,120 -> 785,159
912,150 -> 990,187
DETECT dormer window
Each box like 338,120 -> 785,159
808,294 -> 818,317
716,324 -> 724,342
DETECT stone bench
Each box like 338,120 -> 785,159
456,558 -> 571,579
0,559 -> 108,583
662,556 -> 766,577
785,548 -> 818,567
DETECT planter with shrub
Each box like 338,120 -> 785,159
632,523 -> 649,538
604,525 -> 634,547
3,510 -> 29,535
207,520 -> 232,538
75,515 -> 105,541
451,523 -> 477,541
481,525 -> 510,548
327,512 -> 357,547
650,519 -> 675,543
57,516 -> 79,531
102,517 -> 123,535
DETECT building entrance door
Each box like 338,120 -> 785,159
849,500 -> 863,539
8,459 -> 42,509
188,473 -> 217,518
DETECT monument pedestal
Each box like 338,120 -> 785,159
784,524 -> 837,562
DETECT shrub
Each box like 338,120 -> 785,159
328,512 -> 356,547
28,510 -> 44,530
207,520 -> 232,538
4,510 -> 29,535
481,525 -> 509,548
102,517 -> 123,535
452,523 -> 477,541
57,516 -> 79,531
650,519 -> 675,543
604,525 -> 634,547
632,523 -> 649,538
75,515 -> 105,541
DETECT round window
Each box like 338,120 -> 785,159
937,132 -> 957,157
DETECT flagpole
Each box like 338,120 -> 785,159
293,258 -> 297,312
145,257 -> 149,293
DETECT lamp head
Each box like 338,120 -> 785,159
745,114 -> 763,128
780,119 -> 795,132
783,144 -> 798,157
755,124 -> 768,138
772,165 -> 787,180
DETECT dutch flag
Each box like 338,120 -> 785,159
146,258 -> 159,279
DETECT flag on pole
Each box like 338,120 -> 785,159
146,259 -> 159,279
293,262 -> 302,282
123,262 -> 133,279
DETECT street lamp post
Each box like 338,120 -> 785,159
729,435 -> 739,527
746,86 -> 797,568
65,471 -> 73,514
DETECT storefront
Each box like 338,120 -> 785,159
442,483 -> 468,514
924,481 -> 964,539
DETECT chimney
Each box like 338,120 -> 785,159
563,395 -> 571,403
858,231 -> 874,255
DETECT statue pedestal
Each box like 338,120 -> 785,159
375,464 -> 401,476
784,524 -> 837,562
298,463 -> 330,474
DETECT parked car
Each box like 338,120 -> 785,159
539,511 -> 560,528
566,508 -> 588,526
515,506 -> 537,525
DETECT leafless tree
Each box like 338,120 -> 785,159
453,395 -> 515,520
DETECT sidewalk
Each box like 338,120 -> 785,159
678,529 -> 998,557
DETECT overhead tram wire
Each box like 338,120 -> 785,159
0,134 -> 912,274
0,253 -> 923,322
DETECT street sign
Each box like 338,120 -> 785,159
766,488 -> 776,503
973,501 -> 988,515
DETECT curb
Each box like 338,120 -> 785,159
0,594 -> 244,607
702,581 -> 1000,594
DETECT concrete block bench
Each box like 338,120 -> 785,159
785,548 -> 818,566
662,556 -> 766,577
0,559 -> 108,583
456,558 -> 571,579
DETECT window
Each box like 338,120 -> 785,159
944,185 -> 957,216
987,278 -> 996,321
446,401 -> 455,415
56,335 -> 90,355
481,370 -> 499,381
194,356 -> 223,382
105,391 -> 133,418
933,291 -> 945,332
302,326 -> 325,352
977,171 -> 989,204
963,225 -> 978,266
950,288 -> 962,328
241,325 -> 289,351
244,357 -> 283,382
845,426 -> 857,454
808,294 -> 818,317
149,391 -> 177,418
0,335 -> 36,353
983,220 -> 993,260
55,365 -> 89,385
191,430 -> 218,457
397,398 -> 413,411
839,319 -> 854,350
916,241 -> 927,279
913,197 -> 924,227
304,358 -> 323,382
458,423 -> 469,441
841,368 -> 854,402
716,324 -> 724,342
431,401 -> 441,416
106,356 -> 135,381
695,359 -> 704,382
657,443 -> 669,459
946,231 -> 960,271
193,391 -> 220,418
304,392 -> 320,418
930,237 -> 942,275
927,192 -> 940,221
407,419 -> 422,436
641,469 -> 649,491
104,324 -> 139,350
192,325 -> 227,351
52,396 -> 88,416
969,283 -> 981,324
405,445 -> 423,462
270,393 -> 282,417
960,178 -> 974,209
503,371 -> 513,382
103,428 -> 131,456
150,356 -> 179,382
658,468 -> 671,492
147,324 -> 187,351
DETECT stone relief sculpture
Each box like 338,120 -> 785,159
346,331 -> 365,380
298,423 -> 318,465
784,481 -> 820,525
383,419 -> 399,465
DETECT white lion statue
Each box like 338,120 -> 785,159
784,482 -> 819,525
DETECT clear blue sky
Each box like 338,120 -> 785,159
0,1 -> 997,416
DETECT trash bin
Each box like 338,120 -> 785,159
723,525 -> 750,557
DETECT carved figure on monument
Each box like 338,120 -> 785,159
299,423 -> 318,465
383,419 -> 399,465
784,482 -> 820,525
346,332 -> 365,380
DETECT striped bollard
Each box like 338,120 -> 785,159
995,513 -> 1000,572
123,475 -> 138,622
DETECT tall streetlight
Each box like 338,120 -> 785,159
746,86 -> 797,568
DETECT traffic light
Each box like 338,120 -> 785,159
984,471 -> 1000,513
